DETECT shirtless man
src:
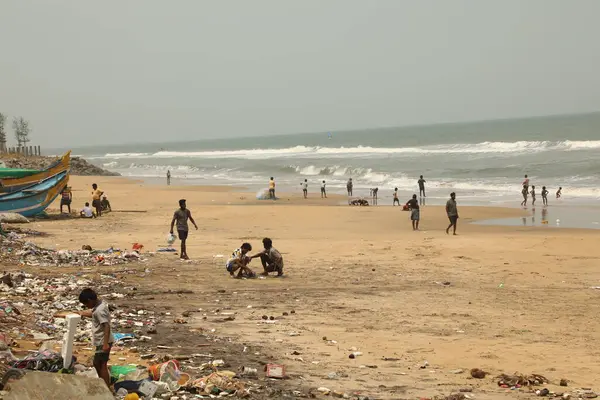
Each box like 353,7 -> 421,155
169,199 -> 198,260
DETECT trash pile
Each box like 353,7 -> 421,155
0,235 -> 150,267
0,271 -> 308,399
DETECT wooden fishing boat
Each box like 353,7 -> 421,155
0,171 -> 70,217
0,152 -> 71,193
0,168 -> 42,179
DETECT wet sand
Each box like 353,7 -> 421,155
15,176 -> 600,399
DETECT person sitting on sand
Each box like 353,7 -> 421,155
80,202 -> 96,218
250,237 -> 284,276
226,243 -> 256,278
101,196 -> 112,212
406,194 -> 420,231
556,187 -> 562,199
60,186 -> 72,214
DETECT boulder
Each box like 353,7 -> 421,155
3,371 -> 113,400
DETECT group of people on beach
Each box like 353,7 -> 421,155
168,198 -> 285,276
60,183 -> 112,218
520,174 -> 562,207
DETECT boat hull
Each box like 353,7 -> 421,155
0,152 -> 71,193
0,171 -> 70,217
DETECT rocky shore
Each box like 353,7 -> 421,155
0,155 -> 120,176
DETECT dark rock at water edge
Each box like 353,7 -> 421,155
0,155 -> 120,176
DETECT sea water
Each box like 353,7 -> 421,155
55,113 -> 600,206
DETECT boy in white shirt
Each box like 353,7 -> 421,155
80,202 -> 96,218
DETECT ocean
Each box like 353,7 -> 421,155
60,113 -> 600,205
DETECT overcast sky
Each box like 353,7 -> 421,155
1,0 -> 599,148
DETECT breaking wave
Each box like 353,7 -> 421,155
100,140 -> 600,159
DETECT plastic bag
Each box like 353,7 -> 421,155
166,233 -> 176,245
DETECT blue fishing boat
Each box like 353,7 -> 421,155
0,171 -> 70,217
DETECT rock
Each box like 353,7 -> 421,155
0,213 -> 29,224
560,379 -> 568,387
3,371 -> 113,399
470,368 -> 487,379
1,155 -> 120,177
459,388 -> 473,393
450,369 -> 465,374
317,387 -> 331,395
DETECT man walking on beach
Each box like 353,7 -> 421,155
446,192 -> 458,235
170,199 -> 198,260
406,194 -> 420,230
418,175 -> 426,198
301,179 -> 308,199
91,184 -> 104,217
167,170 -> 171,186
393,188 -> 400,206
269,177 -> 276,199
347,178 -> 353,197
321,180 -> 327,198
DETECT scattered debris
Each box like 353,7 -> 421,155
497,373 -> 549,387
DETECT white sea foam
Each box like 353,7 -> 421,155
100,140 -> 600,160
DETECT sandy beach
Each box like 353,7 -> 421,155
5,175 -> 600,399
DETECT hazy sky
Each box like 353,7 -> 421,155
1,0 -> 600,148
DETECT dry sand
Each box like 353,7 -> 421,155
14,176 -> 600,399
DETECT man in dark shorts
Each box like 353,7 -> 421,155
406,194 -> 420,230
170,199 -> 198,260
250,237 -> 284,276
445,192 -> 458,235
418,175 -> 426,198
60,186 -> 72,214
346,178 -> 353,196
76,288 -> 114,387
91,184 -> 104,217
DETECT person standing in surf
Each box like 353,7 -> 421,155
301,179 -> 308,199
418,175 -> 426,198
530,185 -> 537,206
541,186 -> 549,206
321,180 -> 327,198
520,185 -> 528,207
347,178 -> 353,197
269,177 -> 276,199
393,188 -> 400,206
522,175 -> 530,191
167,170 -> 171,186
